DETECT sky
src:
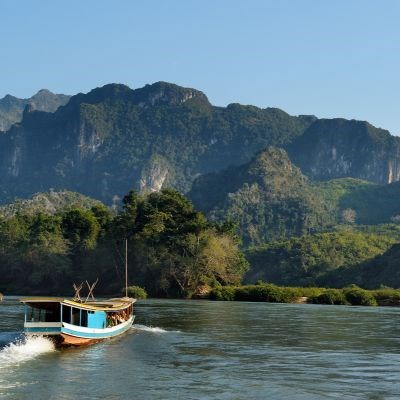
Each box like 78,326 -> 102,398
1,0 -> 399,134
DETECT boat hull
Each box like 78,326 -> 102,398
25,316 -> 135,347
59,334 -> 102,347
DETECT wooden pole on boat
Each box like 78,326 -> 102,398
125,238 -> 128,298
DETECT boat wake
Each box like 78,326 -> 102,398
133,324 -> 173,333
0,335 -> 56,368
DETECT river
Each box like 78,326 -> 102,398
0,297 -> 400,399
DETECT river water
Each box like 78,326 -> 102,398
0,297 -> 400,399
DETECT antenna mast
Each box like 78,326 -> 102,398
125,238 -> 128,298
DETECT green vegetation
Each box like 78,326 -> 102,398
320,243 -> 400,289
210,283 -> 400,307
0,189 -> 247,298
126,285 -> 147,299
190,146 -> 331,245
190,149 -> 400,246
2,188 -> 400,295
308,286 -> 378,306
342,285 -> 377,306
315,178 -> 374,222
210,283 -> 320,303
245,231 -> 396,286
0,191 -> 104,219
308,289 -> 347,305
315,178 -> 400,225
372,288 -> 400,306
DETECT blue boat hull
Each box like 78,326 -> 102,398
25,316 -> 135,346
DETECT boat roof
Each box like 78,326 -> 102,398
20,297 -> 136,311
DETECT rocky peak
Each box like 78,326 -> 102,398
0,89 -> 70,132
132,81 -> 210,108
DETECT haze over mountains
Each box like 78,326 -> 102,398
2,81 -> 400,288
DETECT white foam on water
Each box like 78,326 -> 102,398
133,324 -> 172,333
0,335 -> 55,368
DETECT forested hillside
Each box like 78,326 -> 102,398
189,146 -> 329,245
0,189 -> 247,296
246,230 -> 397,287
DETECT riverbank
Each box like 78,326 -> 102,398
208,283 -> 400,306
2,284 -> 400,307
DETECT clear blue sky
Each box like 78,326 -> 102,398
1,0 -> 399,134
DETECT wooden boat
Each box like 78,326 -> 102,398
20,240 -> 136,347
20,296 -> 135,346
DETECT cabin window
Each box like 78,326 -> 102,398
62,305 -> 71,323
72,307 -> 80,326
81,310 -> 88,327
26,303 -> 61,322
27,305 -> 45,322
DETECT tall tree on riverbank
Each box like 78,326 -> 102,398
112,189 -> 248,297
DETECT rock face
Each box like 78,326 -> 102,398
0,82 -> 314,204
287,119 -> 400,184
0,89 -> 70,131
140,154 -> 170,193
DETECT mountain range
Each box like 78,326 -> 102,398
1,81 -> 399,207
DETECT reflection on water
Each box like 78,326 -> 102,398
1,297 -> 400,399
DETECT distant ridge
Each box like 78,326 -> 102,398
0,190 -> 104,219
0,89 -> 70,131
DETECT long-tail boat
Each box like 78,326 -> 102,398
20,240 -> 136,346
20,296 -> 135,346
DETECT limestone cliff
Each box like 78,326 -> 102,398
287,119 -> 400,184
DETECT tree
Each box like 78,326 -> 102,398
111,189 -> 248,297
341,208 -> 357,224
61,209 -> 100,250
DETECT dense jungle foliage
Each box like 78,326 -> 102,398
0,189 -> 248,297
245,231 -> 397,287
189,146 -> 331,245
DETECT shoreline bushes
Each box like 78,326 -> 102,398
209,283 -> 400,307
126,285 -> 148,299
